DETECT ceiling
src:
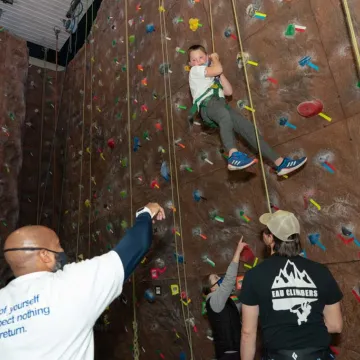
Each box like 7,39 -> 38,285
0,0 -> 94,51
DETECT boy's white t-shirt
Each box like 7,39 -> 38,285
189,65 -> 224,104
0,251 -> 124,360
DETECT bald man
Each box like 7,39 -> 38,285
0,203 -> 165,360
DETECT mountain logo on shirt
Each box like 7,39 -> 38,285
271,260 -> 318,325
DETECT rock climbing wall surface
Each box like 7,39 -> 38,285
0,31 -> 28,284
19,65 -> 64,230
58,0 -> 360,359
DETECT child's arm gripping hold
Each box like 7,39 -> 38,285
219,74 -> 233,96
205,53 -> 223,77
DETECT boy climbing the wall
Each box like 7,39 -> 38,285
188,45 -> 307,175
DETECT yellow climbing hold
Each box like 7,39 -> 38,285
159,5 -> 165,12
309,198 -> 321,210
84,199 -> 91,207
171,284 -> 179,295
318,112 -> 332,122
86,147 -> 91,154
247,60 -> 258,66
244,105 -> 255,112
184,65 -> 190,72
189,18 -> 202,31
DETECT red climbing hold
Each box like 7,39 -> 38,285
107,138 -> 115,149
297,100 -> 323,118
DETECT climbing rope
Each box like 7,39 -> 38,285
76,0 -> 89,260
342,0 -> 360,77
208,0 -> 215,53
57,32 -> 79,235
159,0 -> 194,355
160,1 -> 195,356
53,30 -> 60,229
230,0 -> 271,213
36,48 -> 48,224
39,36 -> 76,225
124,0 -> 139,358
88,1 -> 95,257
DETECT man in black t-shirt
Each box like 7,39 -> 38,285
239,210 -> 343,360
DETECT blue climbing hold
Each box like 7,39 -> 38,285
193,190 -> 201,202
224,29 -> 232,38
161,161 -> 170,181
146,24 -> 155,33
133,137 -> 140,152
179,351 -> 186,360
144,289 -> 155,303
308,233 -> 320,245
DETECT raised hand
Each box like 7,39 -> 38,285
145,203 -> 166,222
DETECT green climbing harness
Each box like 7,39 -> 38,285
189,78 -> 230,129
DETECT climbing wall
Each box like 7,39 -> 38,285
0,30 -> 28,284
58,0 -> 360,359
18,64 -> 65,230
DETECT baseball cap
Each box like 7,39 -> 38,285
259,210 -> 300,242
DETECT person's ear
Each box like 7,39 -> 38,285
39,249 -> 53,264
267,233 -> 275,247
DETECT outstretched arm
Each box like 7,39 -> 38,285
209,238 -> 247,312
113,203 -> 165,280
220,74 -> 233,96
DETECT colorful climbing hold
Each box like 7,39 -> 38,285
189,18 -> 202,31
146,24 -> 155,33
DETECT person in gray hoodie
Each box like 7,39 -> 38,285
202,238 -> 247,360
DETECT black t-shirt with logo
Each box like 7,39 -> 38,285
239,254 -> 343,351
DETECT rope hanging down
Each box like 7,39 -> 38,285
342,0 -> 360,77
38,31 -> 77,227
159,0 -> 194,356
57,31 -> 80,235
124,0 -> 139,358
36,48 -> 48,225
162,2 -> 196,357
230,0 -> 271,213
76,0 -> 89,260
88,1 -> 95,257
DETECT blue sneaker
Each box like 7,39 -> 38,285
228,151 -> 258,171
277,157 -> 307,176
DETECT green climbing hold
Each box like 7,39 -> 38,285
121,220 -> 128,229
285,24 -> 295,37
201,301 -> 207,315
107,186 -> 111,192
112,39 -> 117,47
116,112 -> 122,119
120,190 -> 127,199
115,96 -> 120,104
121,158 -> 128,167
9,112 -> 15,121
129,35 -> 135,44
132,112 -> 137,120
143,131 -> 149,140
121,65 -> 127,72
357,81 -> 360,88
